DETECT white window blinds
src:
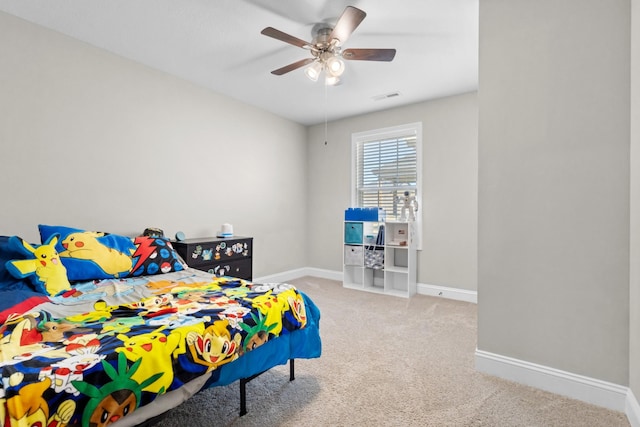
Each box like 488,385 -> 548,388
353,123 -> 421,222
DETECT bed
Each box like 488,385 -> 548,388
0,225 -> 322,427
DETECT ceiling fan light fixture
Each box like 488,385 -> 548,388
326,56 -> 345,77
304,61 -> 323,82
325,75 -> 341,86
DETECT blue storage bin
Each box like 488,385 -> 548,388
344,207 -> 386,221
344,222 -> 363,244
344,208 -> 357,220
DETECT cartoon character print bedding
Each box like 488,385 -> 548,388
0,269 -> 321,427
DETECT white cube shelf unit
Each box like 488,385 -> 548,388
343,220 -> 417,298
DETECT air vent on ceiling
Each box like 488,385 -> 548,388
372,92 -> 401,101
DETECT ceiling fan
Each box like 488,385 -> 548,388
260,5 -> 396,85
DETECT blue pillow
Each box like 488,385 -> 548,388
39,224 -> 136,281
0,236 -> 37,292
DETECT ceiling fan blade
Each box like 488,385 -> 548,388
261,27 -> 311,49
271,58 -> 315,75
329,6 -> 366,46
342,48 -> 396,62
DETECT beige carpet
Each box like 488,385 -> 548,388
152,276 -> 630,427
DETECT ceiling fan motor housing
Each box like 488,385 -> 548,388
313,26 -> 333,47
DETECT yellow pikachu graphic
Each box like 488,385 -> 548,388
6,234 -> 71,296
116,326 -> 182,394
60,231 -> 133,277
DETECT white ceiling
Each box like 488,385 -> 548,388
0,0 -> 478,126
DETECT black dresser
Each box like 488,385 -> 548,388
172,236 -> 253,281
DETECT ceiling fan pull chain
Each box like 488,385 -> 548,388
324,82 -> 328,146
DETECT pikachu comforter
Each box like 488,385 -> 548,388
0,268 -> 321,427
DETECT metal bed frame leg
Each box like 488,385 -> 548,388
239,359 -> 295,416
239,377 -> 248,416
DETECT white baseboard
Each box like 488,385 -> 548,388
301,267 -> 344,281
417,282 -> 477,303
627,388 -> 640,427
253,267 -> 342,284
475,349 -> 629,414
255,269 -> 478,304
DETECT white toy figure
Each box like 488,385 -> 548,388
398,191 -> 419,222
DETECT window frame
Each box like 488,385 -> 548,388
351,122 -> 423,249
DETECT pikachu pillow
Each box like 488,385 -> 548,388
5,233 -> 72,296
39,224 -> 137,282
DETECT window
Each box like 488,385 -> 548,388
352,122 -> 422,224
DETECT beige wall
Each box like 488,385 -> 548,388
307,93 -> 478,291
630,0 -> 640,399
478,0 -> 630,384
0,12 -> 308,278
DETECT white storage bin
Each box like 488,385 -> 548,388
344,245 -> 364,266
